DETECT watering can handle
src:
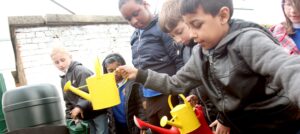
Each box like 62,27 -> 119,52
168,94 -> 188,109
95,57 -> 103,77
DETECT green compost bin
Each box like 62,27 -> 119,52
2,83 -> 65,132
0,73 -> 7,133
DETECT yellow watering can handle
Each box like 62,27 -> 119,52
168,94 -> 188,109
95,57 -> 103,78
179,94 -> 188,104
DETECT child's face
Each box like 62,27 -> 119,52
183,6 -> 229,50
106,62 -> 123,82
51,52 -> 72,73
283,0 -> 300,23
169,21 -> 192,45
119,0 -> 152,29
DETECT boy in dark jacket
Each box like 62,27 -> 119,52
103,53 -> 146,134
158,0 -> 218,126
51,46 -> 108,134
118,0 -> 183,131
116,0 -> 300,133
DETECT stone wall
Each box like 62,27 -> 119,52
9,14 -> 134,88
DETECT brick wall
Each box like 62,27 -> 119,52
9,15 -> 134,89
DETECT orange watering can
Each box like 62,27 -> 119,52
64,57 -> 120,110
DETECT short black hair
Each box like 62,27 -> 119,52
118,0 -> 143,9
179,0 -> 233,18
102,53 -> 126,74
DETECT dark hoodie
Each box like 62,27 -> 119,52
60,61 -> 106,120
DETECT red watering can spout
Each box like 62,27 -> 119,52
134,116 -> 180,134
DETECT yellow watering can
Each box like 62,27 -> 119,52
160,94 -> 200,134
64,58 -> 120,110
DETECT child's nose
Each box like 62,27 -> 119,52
131,17 -> 138,25
58,62 -> 64,68
174,37 -> 181,43
189,32 -> 197,40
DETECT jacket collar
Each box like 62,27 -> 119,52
59,61 -> 82,78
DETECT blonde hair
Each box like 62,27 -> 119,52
159,0 -> 182,33
50,41 -> 70,58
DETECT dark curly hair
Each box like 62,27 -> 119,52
102,53 -> 126,74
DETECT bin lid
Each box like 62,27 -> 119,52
2,83 -> 60,107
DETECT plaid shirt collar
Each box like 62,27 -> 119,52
270,24 -> 300,55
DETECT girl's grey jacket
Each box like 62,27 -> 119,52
135,19 -> 300,134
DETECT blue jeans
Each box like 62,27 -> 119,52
87,113 -> 108,134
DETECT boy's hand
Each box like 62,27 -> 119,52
116,65 -> 138,80
186,94 -> 199,107
140,130 -> 146,134
209,120 -> 230,134
70,107 -> 84,119
142,101 -> 147,110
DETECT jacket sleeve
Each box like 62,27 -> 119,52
135,85 -> 146,121
136,51 -> 202,95
74,66 -> 94,111
216,113 -> 231,127
161,32 -> 184,71
237,29 -> 300,107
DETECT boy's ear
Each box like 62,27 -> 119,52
218,7 -> 230,24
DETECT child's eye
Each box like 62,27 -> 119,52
108,69 -> 113,73
192,21 -> 203,29
125,9 -> 141,21
175,29 -> 183,35
132,9 -> 140,17
60,58 -> 65,62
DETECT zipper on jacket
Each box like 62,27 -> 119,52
208,51 -> 222,97
208,51 -> 237,130
137,30 -> 142,69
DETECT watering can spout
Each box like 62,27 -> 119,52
63,81 -> 91,101
160,116 -> 181,128
134,116 -> 180,134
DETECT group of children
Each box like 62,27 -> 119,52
50,0 -> 300,134
116,0 -> 300,134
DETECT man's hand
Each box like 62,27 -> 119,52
70,107 -> 84,119
116,65 -> 138,80
209,120 -> 230,134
